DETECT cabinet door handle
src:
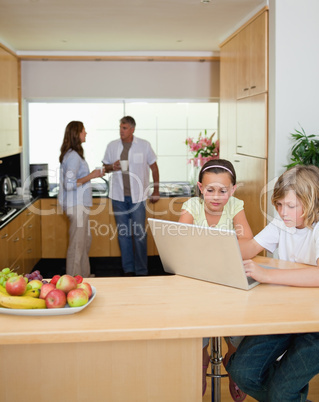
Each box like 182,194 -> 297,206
234,160 -> 241,163
243,88 -> 249,91
28,224 -> 33,229
1,233 -> 9,239
27,236 -> 32,241
237,145 -> 243,148
250,85 -> 256,89
13,237 -> 20,242
27,212 -> 32,216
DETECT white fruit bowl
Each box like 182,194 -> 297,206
0,286 -> 96,316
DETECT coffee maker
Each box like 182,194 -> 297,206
30,164 -> 49,197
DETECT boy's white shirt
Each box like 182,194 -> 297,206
254,217 -> 319,266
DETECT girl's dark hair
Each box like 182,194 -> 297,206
198,159 -> 236,185
59,121 -> 84,163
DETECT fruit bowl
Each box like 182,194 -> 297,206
0,286 -> 96,316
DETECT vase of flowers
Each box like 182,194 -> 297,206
186,130 -> 219,185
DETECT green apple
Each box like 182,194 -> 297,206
28,279 -> 43,290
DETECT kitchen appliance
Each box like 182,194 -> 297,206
9,176 -> 19,194
30,164 -> 49,197
0,206 -> 17,223
0,175 -> 13,207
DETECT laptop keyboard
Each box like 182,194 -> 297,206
247,276 -> 257,286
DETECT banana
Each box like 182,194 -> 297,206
23,289 -> 40,298
0,293 -> 46,309
0,285 -> 9,295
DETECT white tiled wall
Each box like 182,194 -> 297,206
28,101 -> 219,183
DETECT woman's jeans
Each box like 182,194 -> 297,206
112,197 -> 147,275
226,333 -> 319,402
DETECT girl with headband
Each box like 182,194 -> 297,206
179,158 -> 253,400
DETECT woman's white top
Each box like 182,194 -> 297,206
58,149 -> 92,210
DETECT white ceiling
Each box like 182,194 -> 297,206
0,0 -> 267,55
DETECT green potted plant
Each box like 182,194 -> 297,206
286,126 -> 319,169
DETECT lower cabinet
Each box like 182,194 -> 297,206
232,154 -> 267,236
0,200 -> 41,274
22,200 -> 41,273
40,197 -> 190,259
41,199 -> 69,258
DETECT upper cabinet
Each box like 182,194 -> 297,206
237,11 -> 268,99
0,46 -> 21,158
219,8 -> 268,236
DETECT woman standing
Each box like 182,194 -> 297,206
58,121 -> 104,277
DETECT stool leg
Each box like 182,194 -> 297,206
209,337 -> 227,402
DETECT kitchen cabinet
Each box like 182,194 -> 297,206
237,11 -> 268,99
41,197 -> 189,259
41,199 -> 69,258
219,34 -> 238,159
232,154 -> 267,235
0,201 -> 41,274
236,93 -> 268,158
21,200 -> 41,273
220,8 -> 268,236
0,46 -> 21,158
0,214 -> 22,271
89,199 -> 111,257
150,197 -> 189,255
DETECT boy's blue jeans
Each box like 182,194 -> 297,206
226,333 -> 319,402
112,197 -> 147,275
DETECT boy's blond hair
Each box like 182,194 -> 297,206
272,165 -> 319,228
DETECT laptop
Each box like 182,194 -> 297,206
148,218 -> 260,290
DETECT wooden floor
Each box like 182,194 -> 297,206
202,339 -> 319,402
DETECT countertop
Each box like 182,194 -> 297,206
1,257 -> 319,346
0,191 -> 191,230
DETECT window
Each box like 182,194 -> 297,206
28,100 -> 219,185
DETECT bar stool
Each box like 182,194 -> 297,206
206,337 -> 228,402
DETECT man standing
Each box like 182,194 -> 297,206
103,116 -> 160,276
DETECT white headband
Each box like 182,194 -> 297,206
201,165 -> 234,176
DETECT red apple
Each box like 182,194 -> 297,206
39,283 -> 56,299
50,275 -> 61,285
56,274 -> 77,294
45,289 -> 67,309
77,282 -> 92,298
74,275 -> 83,284
28,279 -> 43,290
67,288 -> 89,307
6,275 -> 27,296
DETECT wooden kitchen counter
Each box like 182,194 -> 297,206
1,257 -> 319,401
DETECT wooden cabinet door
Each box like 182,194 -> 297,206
22,200 -> 41,273
237,24 -> 251,99
236,93 -> 268,158
250,11 -> 268,97
41,199 -> 69,258
89,199 -> 110,257
220,35 -> 238,160
232,154 -> 267,236
0,46 -> 20,158
237,11 -> 268,99
8,226 -> 23,270
0,226 -> 10,268
151,197 -> 189,255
